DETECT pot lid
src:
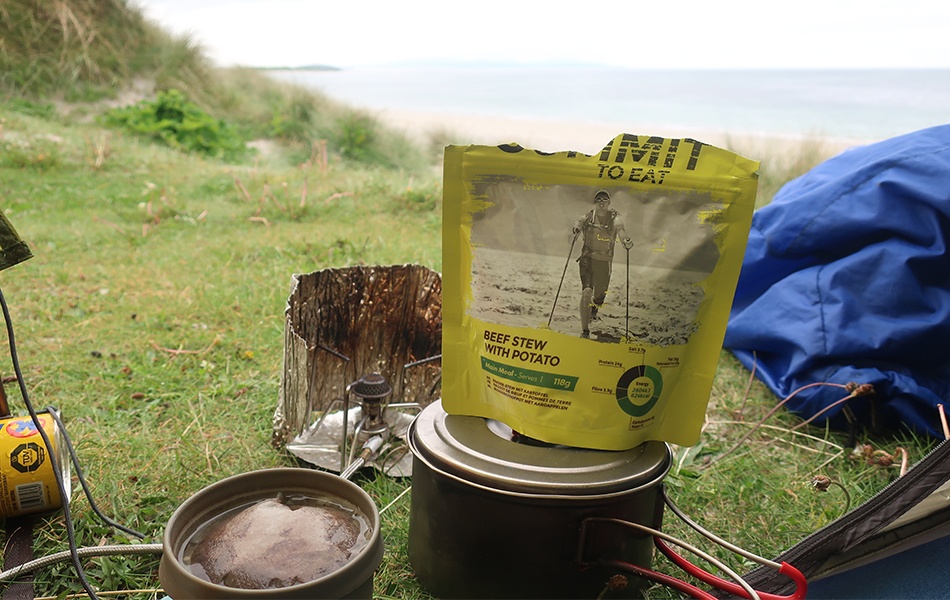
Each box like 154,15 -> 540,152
409,401 -> 671,496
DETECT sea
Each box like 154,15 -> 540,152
270,66 -> 950,144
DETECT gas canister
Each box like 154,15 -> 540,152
0,412 -> 70,518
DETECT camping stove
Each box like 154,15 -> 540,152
286,370 -> 427,477
275,265 -> 442,478
349,373 -> 392,440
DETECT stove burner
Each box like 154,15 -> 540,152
350,373 -> 392,439
350,374 -> 393,400
286,369 -> 430,477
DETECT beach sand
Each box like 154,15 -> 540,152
375,108 -> 861,159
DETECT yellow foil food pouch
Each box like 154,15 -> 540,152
442,134 -> 759,450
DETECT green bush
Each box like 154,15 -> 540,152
332,109 -> 428,170
267,88 -> 321,141
103,89 -> 249,161
337,110 -> 377,162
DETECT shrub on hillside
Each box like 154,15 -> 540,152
103,89 -> 249,161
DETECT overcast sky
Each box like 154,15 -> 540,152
132,0 -> 950,70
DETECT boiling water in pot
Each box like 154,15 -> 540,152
180,493 -> 372,589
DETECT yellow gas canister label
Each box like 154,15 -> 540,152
442,134 -> 759,450
0,413 -> 67,518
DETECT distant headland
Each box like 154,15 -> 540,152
257,65 -> 341,72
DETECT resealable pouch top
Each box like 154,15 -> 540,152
442,134 -> 759,450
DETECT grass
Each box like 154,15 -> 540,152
0,1 -> 940,598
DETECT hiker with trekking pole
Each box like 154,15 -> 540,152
565,189 -> 634,339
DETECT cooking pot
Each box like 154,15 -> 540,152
408,401 -> 672,599
159,468 -> 383,599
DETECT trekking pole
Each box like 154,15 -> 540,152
625,245 -> 630,339
548,231 -> 579,328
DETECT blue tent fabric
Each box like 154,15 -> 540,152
724,124 -> 950,438
807,533 -> 950,599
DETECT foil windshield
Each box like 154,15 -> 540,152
273,265 -> 442,474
